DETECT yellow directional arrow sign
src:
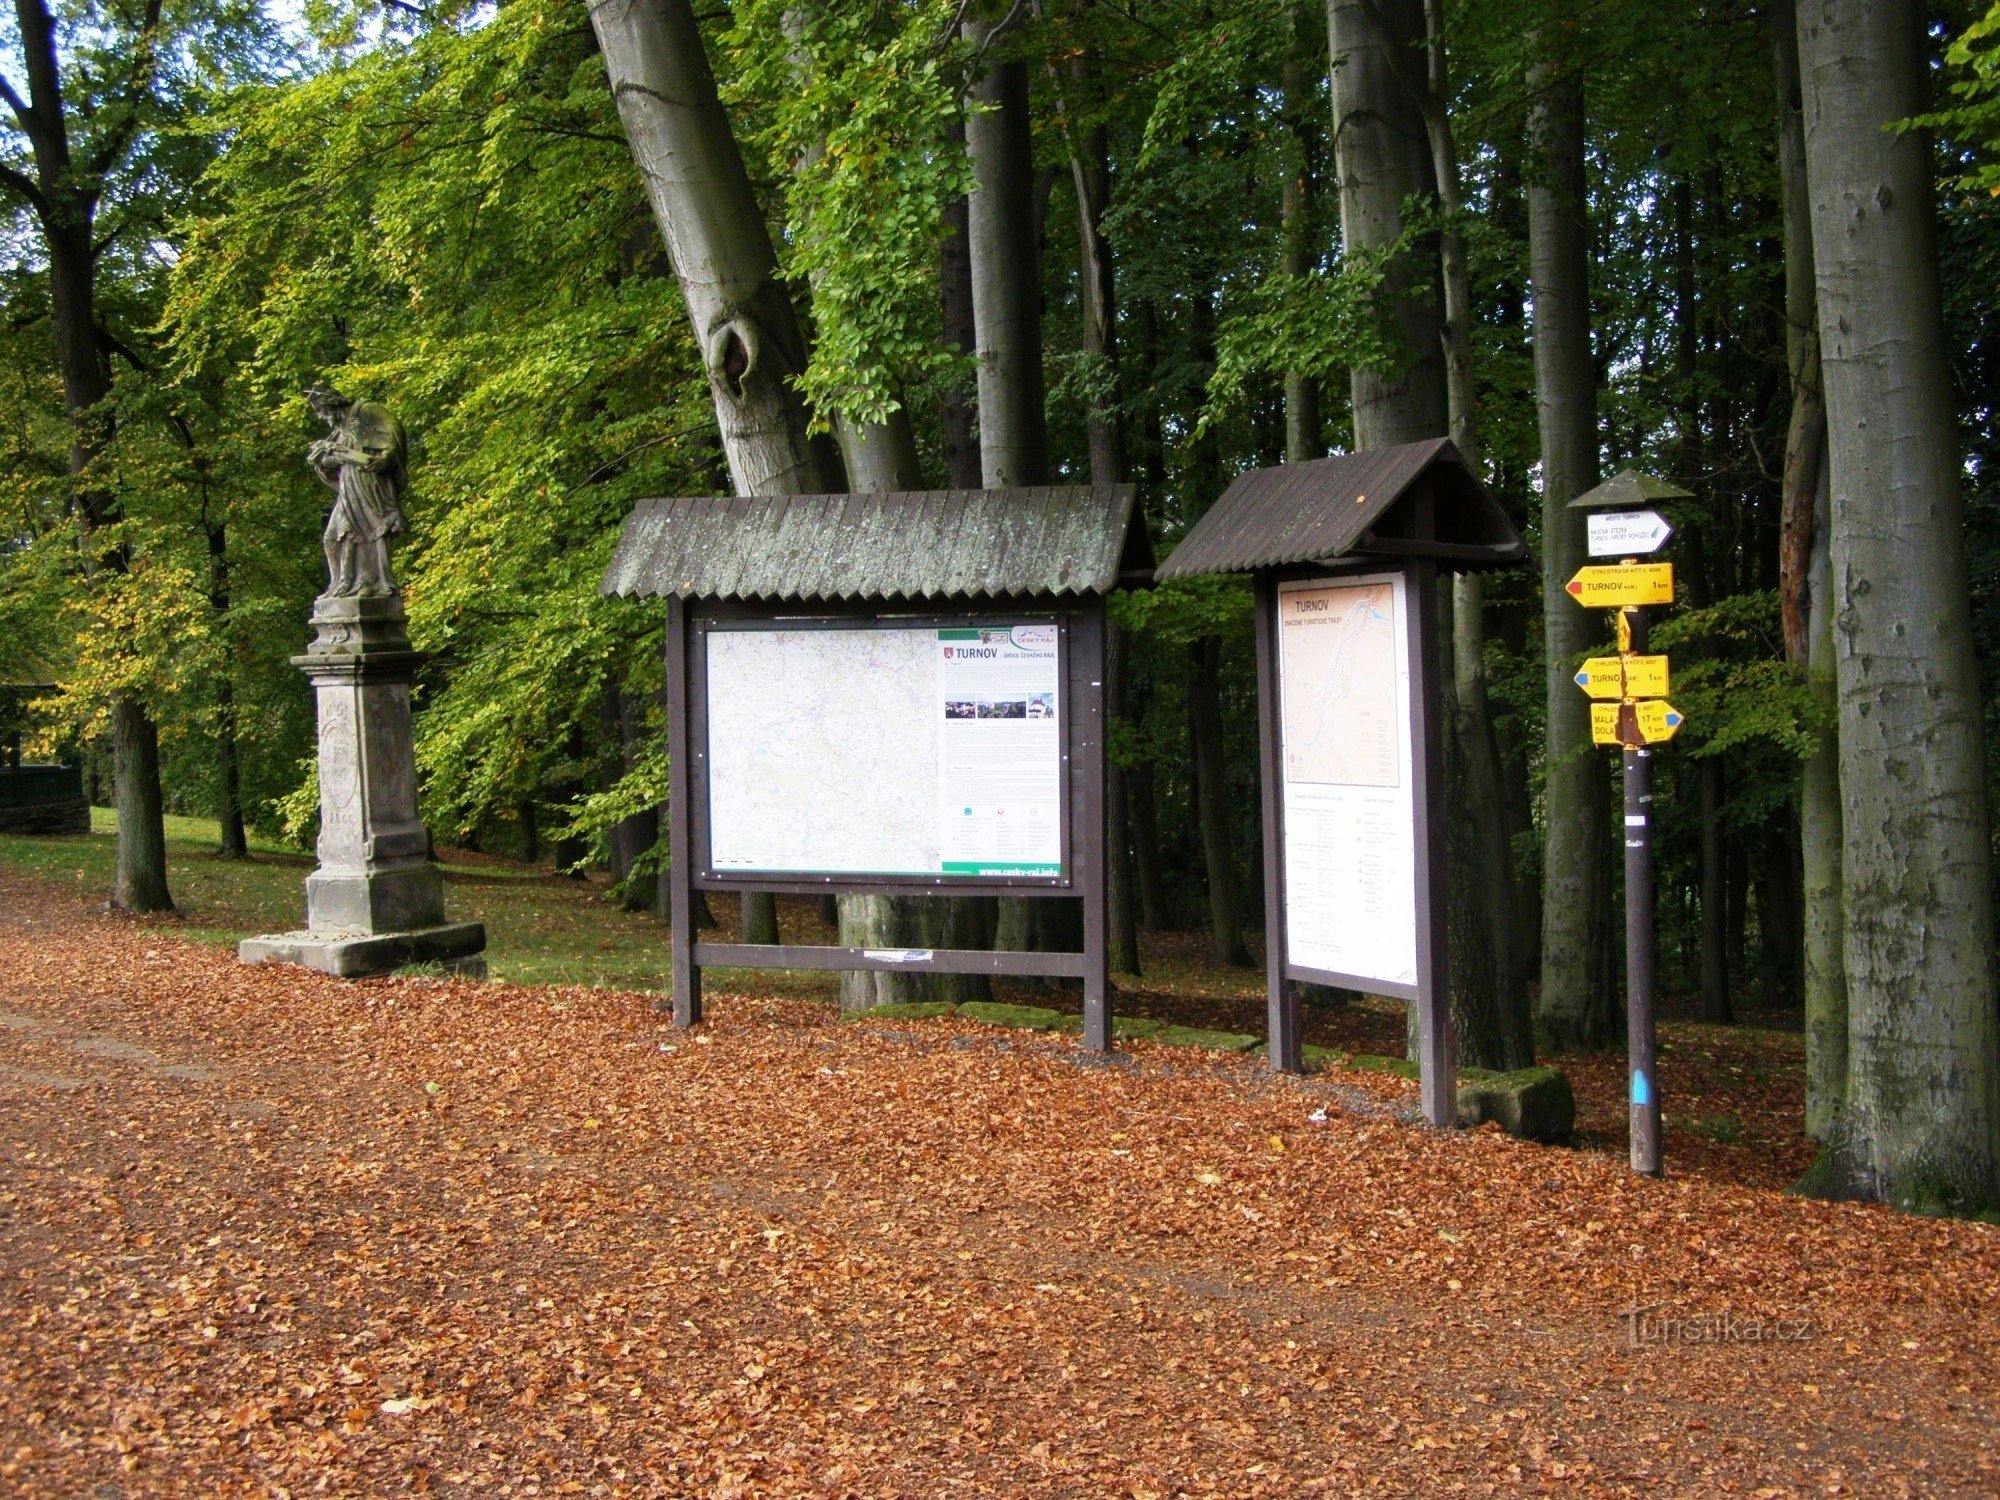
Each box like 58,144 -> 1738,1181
1591,699 -> 1687,747
1633,700 -> 1685,743
1565,563 -> 1673,608
1574,654 -> 1671,700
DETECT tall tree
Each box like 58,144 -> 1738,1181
1527,39 -> 1616,1051
1796,0 -> 2000,1212
1355,0 -> 1535,1066
1047,31 -> 1141,976
964,7 -> 1052,959
1,0 -> 176,910
1770,0 -> 1844,1140
1334,0 -> 1525,1061
588,0 -> 839,951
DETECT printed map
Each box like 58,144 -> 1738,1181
1278,581 -> 1402,787
706,628 -> 941,874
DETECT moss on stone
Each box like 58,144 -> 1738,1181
1053,1014 -> 1169,1039
1456,1064 -> 1575,1143
1347,1053 -> 1421,1080
1148,1025 -> 1262,1053
839,1001 -> 958,1023
955,1001 -> 1064,1032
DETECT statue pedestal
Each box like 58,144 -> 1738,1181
239,594 -> 486,979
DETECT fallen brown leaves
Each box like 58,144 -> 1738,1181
0,871 -> 1994,1498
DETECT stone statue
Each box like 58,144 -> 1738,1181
306,385 -> 409,597
237,386 -> 486,981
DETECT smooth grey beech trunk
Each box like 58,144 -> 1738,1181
1333,0 -> 1523,1063
1795,0 -> 1999,1211
1387,0 -> 1534,1062
965,13 -> 1050,962
590,0 -> 837,957
1058,80 -> 1142,976
965,18 -> 1048,494
1328,0 -> 1445,445
1771,0 -> 1846,1139
1282,4 -> 1322,463
1526,55 -> 1616,1052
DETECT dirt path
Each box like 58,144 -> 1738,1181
0,871 -> 1994,1497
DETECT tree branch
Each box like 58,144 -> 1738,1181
0,159 -> 50,216
0,71 -> 30,127
83,0 -> 166,181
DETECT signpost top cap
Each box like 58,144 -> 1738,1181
1568,469 -> 1696,510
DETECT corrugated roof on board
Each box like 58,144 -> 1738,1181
1567,469 -> 1697,509
600,484 -> 1149,602
1155,437 -> 1530,579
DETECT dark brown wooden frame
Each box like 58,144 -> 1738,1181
1254,555 -> 1457,1127
665,593 -> 1111,1051
687,606 -> 1076,892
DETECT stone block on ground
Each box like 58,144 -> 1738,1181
1148,1025 -> 1261,1053
954,1001 -> 1064,1032
1456,1064 -> 1576,1143
238,922 -> 488,981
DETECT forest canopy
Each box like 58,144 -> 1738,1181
4,0 -> 2000,1213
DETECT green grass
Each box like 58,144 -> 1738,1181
2,809 -> 708,994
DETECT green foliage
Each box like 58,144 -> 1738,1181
157,0 -> 716,847
1906,4 -> 2000,193
723,0 -> 975,428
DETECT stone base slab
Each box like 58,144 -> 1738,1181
238,922 -> 488,980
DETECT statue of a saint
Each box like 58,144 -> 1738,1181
306,385 -> 409,597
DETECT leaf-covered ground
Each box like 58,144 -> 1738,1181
1,868 -> 1995,1497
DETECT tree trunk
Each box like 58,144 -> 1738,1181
1699,757 -> 1731,1022
589,0 -> 834,497
1283,6 -> 1322,462
111,696 -> 171,913
966,9 -> 1049,962
1772,0 -> 1847,1139
938,118 -> 983,491
1188,638 -> 1251,966
10,0 -> 173,913
1058,79 -> 1140,978
616,691 -> 660,914
1795,0 -> 2000,1212
1328,0 -> 1445,447
1420,0 -> 1533,1064
207,524 -> 249,861
1527,52 -> 1615,1052
1335,0 -> 1527,1063
965,16 -> 1047,491
1130,753 -> 1169,932
1761,817 -> 1803,1009
590,0 -> 841,968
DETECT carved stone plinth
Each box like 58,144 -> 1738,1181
239,594 -> 486,980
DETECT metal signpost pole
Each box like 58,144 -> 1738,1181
1568,469 -> 1691,1177
1621,600 -> 1662,1176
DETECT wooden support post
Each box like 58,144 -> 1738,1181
1405,559 -> 1456,1126
1256,575 -> 1302,1073
1078,605 -> 1112,1052
666,596 -> 702,1027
